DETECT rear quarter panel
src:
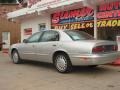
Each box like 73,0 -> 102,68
53,41 -> 95,57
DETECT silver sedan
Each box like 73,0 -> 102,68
10,30 -> 120,73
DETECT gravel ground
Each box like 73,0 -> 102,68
0,52 -> 120,90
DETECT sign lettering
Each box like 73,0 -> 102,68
52,1 -> 120,29
97,19 -> 120,27
51,7 -> 94,29
97,1 -> 120,20
52,22 -> 94,29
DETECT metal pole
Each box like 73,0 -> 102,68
94,6 -> 97,39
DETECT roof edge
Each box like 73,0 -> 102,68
0,3 -> 18,5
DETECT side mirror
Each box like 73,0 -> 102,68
0,42 -> 6,45
2,42 -> 6,45
23,39 -> 28,43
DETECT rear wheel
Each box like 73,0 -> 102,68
54,53 -> 72,73
88,65 -> 98,68
12,50 -> 22,64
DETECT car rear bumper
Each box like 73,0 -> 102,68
70,52 -> 120,66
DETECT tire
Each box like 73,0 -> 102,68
53,53 -> 72,73
12,50 -> 22,64
88,65 -> 98,68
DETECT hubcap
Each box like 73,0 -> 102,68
56,55 -> 67,72
13,52 -> 19,63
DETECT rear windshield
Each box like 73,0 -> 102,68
64,30 -> 94,41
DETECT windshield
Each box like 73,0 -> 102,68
64,30 -> 94,41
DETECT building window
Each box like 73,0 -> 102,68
39,23 -> 46,31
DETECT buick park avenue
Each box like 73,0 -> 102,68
10,30 -> 119,73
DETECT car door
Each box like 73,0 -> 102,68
35,31 -> 59,63
20,32 -> 42,60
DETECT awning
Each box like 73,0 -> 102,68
7,0 -> 120,19
7,8 -> 29,19
7,0 -> 84,19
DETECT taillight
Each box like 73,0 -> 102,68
92,46 -> 104,53
113,45 -> 118,51
92,45 -> 118,53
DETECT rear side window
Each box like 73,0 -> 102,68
40,31 -> 59,42
65,30 -> 94,41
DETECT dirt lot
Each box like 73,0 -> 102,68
0,52 -> 120,90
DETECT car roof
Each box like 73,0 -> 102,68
41,29 -> 70,31
39,29 -> 62,33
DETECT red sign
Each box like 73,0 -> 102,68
96,1 -> 120,28
24,28 -> 32,35
51,7 -> 94,29
97,1 -> 120,20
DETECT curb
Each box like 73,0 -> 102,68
2,49 -> 9,54
112,58 -> 120,65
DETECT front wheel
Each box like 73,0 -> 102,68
88,65 -> 98,68
12,50 -> 22,64
54,53 -> 72,73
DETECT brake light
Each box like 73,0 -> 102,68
92,45 -> 118,53
92,46 -> 104,53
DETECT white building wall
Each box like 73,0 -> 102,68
21,14 -> 51,42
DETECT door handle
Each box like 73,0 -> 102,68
53,45 -> 56,47
32,45 -> 35,47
